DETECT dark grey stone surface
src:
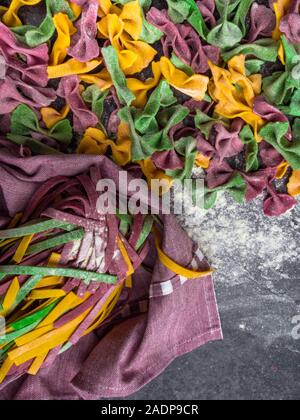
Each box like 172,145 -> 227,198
124,196 -> 300,401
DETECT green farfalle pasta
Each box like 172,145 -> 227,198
134,81 -> 177,134
166,137 -> 197,182
207,0 -> 244,49
239,125 -> 260,172
102,46 -> 136,107
165,0 -> 209,40
194,110 -> 229,140
12,0 -> 75,47
119,105 -> 189,161
263,37 -> 300,106
222,38 -> 279,62
82,85 -> 109,122
7,104 -> 72,154
204,173 -> 247,210
260,122 -> 300,170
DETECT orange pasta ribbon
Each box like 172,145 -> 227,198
208,55 -> 264,141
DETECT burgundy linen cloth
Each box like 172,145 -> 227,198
0,150 -> 222,399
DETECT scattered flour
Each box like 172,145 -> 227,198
177,191 -> 300,289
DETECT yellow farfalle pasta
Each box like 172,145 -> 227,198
127,62 -> 162,108
139,158 -> 173,194
79,68 -> 113,91
195,153 -> 211,169
41,105 -> 71,129
97,1 -> 156,75
50,13 -> 76,66
160,57 -> 209,101
208,55 -> 264,140
48,58 -> 102,79
288,170 -> 300,196
77,125 -> 132,167
2,0 -> 42,27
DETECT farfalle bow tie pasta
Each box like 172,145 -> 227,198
0,0 -> 299,399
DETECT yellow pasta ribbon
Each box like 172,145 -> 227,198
97,1 -> 157,75
28,352 -> 48,376
208,55 -> 264,141
153,229 -> 213,279
77,126 -> 132,167
48,58 -> 102,79
13,234 -> 34,264
1,277 -> 20,315
2,0 -> 42,27
288,170 -> 300,196
160,57 -> 209,101
50,13 -> 77,66
117,237 -> 135,277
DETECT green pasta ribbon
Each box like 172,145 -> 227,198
102,46 -> 136,107
0,220 -> 75,239
0,266 -> 117,285
260,122 -> 300,170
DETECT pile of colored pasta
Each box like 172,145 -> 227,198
0,0 -> 299,383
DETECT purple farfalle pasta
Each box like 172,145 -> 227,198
0,23 -> 49,87
147,7 -> 220,74
197,122 -> 244,164
280,13 -> 300,44
68,0 -> 100,62
206,160 -> 235,189
57,75 -> 98,133
247,3 -> 276,42
197,0 -> 217,27
264,182 -> 297,216
259,141 -> 284,168
253,96 -> 292,140
0,75 -> 56,114
241,167 -> 276,201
